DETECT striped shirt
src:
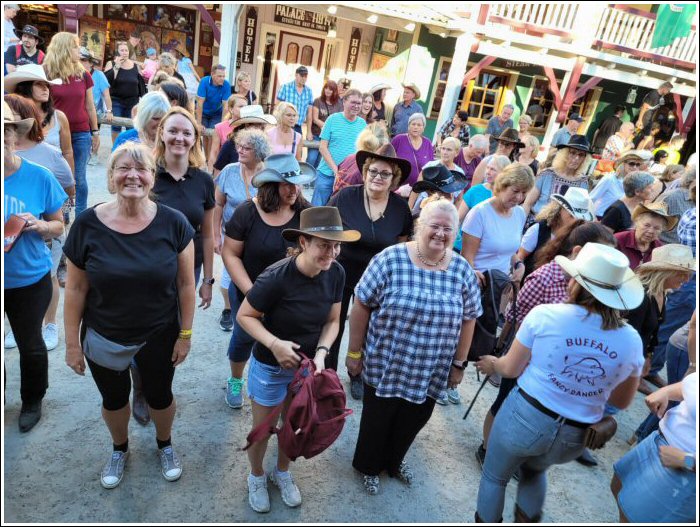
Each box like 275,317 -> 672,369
276,81 -> 313,126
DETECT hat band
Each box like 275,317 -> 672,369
305,226 -> 343,233
280,170 -> 302,179
576,273 -> 633,310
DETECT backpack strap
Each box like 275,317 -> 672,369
38,50 -> 45,63
241,399 -> 285,451
15,44 -> 21,60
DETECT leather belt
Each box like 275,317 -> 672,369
518,389 -> 590,429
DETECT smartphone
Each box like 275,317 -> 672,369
4,214 -> 29,253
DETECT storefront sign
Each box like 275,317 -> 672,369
242,7 -> 257,64
274,5 -> 335,33
346,28 -> 361,72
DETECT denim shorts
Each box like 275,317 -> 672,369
47,234 -> 65,276
614,430 -> 696,522
202,113 -> 222,129
247,356 -> 296,407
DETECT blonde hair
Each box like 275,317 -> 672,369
274,102 -> 298,124
519,114 -> 533,126
107,143 -> 157,194
636,268 -> 689,300
551,148 -> 591,178
442,137 -> 461,152
154,107 -> 206,169
150,71 -> 171,89
224,94 -> 247,121
44,32 -> 85,82
535,200 -> 565,225
488,154 -> 511,174
659,164 -> 684,183
522,134 -> 540,152
493,162 -> 535,194
356,122 -> 389,151
236,71 -> 251,86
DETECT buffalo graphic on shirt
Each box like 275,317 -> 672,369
561,357 -> 606,386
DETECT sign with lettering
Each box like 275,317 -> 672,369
274,5 -> 336,33
242,7 -> 257,64
346,27 -> 361,72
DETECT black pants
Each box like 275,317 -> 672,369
85,319 -> 179,411
4,272 -> 52,404
489,377 -> 518,416
353,383 -> 436,477
327,285 -> 354,371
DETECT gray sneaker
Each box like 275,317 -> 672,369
101,450 -> 129,489
248,473 -> 270,513
435,393 -> 448,406
226,377 -> 244,408
446,387 -> 461,404
269,469 -> 302,507
158,446 -> 182,481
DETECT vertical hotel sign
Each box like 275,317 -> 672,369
346,28 -> 361,72
242,7 -> 257,64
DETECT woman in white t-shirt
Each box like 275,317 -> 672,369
612,372 -> 696,522
474,243 -> 645,522
461,163 -> 535,286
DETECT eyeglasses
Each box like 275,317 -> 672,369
425,224 -> 454,235
346,100 -> 362,106
236,144 -> 253,152
625,161 -> 643,168
114,165 -> 149,175
367,168 -> 393,180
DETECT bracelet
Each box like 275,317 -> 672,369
178,329 -> 192,340
316,345 -> 330,355
347,350 -> 362,360
269,337 -> 279,350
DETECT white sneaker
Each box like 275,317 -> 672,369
4,329 -> 17,349
270,469 -> 302,508
101,450 -> 129,489
248,473 -> 270,513
43,323 -> 59,351
158,446 -> 183,481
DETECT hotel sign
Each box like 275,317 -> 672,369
242,7 -> 257,64
346,28 -> 361,72
274,5 -> 336,33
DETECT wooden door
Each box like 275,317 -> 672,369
271,30 -> 325,103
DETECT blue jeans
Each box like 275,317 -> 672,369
202,113 -> 222,129
650,276 -> 695,375
311,172 -> 335,206
635,341 -> 689,440
305,134 -> 322,168
111,99 -> 136,134
72,131 -> 92,216
476,388 -> 587,522
226,283 -> 255,363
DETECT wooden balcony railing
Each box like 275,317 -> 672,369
488,4 -> 580,38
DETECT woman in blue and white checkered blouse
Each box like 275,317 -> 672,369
346,197 -> 483,495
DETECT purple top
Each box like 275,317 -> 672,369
391,134 -> 434,185
455,149 -> 482,188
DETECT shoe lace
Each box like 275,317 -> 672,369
104,452 -> 123,475
160,447 -> 180,469
228,377 -> 244,396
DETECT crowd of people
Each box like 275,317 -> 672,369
2,24 -> 697,522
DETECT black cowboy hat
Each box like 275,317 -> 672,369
497,128 -> 525,149
282,207 -> 361,243
14,25 -> 43,44
412,164 -> 468,195
355,143 -> 412,186
556,134 -> 593,153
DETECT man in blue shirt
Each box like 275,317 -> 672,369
485,105 -> 515,154
314,89 -> 367,205
551,113 -> 584,148
196,64 -> 232,156
275,65 -> 314,139
390,83 -> 423,136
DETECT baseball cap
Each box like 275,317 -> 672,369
569,113 -> 584,123
295,66 -> 308,75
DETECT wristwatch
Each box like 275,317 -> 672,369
203,277 -> 215,285
90,130 -> 99,136
451,359 -> 467,371
683,453 -> 695,472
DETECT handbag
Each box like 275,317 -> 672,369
82,327 -> 146,372
584,415 -> 617,449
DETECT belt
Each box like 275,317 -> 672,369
518,389 -> 590,429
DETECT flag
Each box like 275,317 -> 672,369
651,4 -> 697,49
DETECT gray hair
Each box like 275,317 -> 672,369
212,64 -> 226,73
681,166 -> 696,189
133,91 -> 171,131
623,171 -> 655,197
235,128 -> 270,161
158,52 -> 177,69
408,112 -> 426,127
417,197 -> 459,233
503,104 -> 515,112
469,134 -> 489,151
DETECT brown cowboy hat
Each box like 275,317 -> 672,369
632,202 -> 678,231
282,207 -> 360,243
355,143 -> 412,186
497,128 -> 525,149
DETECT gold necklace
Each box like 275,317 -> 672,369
416,244 -> 446,267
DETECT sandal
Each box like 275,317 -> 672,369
397,460 -> 414,486
363,475 -> 379,495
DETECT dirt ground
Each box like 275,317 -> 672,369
3,133 -> 659,523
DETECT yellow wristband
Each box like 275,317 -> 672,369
178,329 -> 192,340
347,350 -> 362,360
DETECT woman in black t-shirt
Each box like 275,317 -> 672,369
237,205 -> 359,513
105,41 -> 145,143
327,145 -> 413,399
601,172 -> 655,234
63,143 -> 195,490
221,153 -> 313,409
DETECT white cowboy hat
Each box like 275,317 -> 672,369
636,244 -> 695,274
555,243 -> 644,311
3,64 -> 63,93
369,83 -> 391,95
252,153 -> 317,187
3,101 -> 35,136
551,187 -> 596,221
230,105 -> 276,128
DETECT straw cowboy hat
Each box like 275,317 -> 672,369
252,153 -> 317,187
282,207 -> 361,243
551,187 -> 596,221
355,143 -> 412,186
3,63 -> 63,93
556,134 -> 593,153
402,82 -> 421,100
496,128 -> 525,149
555,242 -> 644,310
614,150 -> 651,170
631,202 -> 678,231
230,105 -> 277,128
636,244 -> 695,274
3,100 -> 35,136
369,83 -> 391,95
412,164 -> 468,195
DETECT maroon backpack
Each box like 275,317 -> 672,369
243,356 -> 352,461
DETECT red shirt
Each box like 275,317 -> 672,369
509,261 -> 569,325
614,229 -> 664,270
49,72 -> 94,133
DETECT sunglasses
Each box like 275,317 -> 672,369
625,161 -> 643,168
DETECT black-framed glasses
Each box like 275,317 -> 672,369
367,168 -> 393,180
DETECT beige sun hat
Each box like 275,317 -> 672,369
636,244 -> 696,274
555,242 -> 644,310
402,82 -> 421,100
3,101 -> 35,136
230,104 -> 277,128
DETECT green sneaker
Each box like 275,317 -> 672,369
226,377 -> 244,408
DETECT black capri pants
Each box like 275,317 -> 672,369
84,319 -> 180,411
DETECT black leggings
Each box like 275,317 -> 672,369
4,272 -> 52,404
85,319 -> 179,411
353,383 -> 436,477
489,377 -> 518,416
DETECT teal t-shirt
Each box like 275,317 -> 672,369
4,159 -> 67,288
317,112 -> 367,177
463,184 -> 493,209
